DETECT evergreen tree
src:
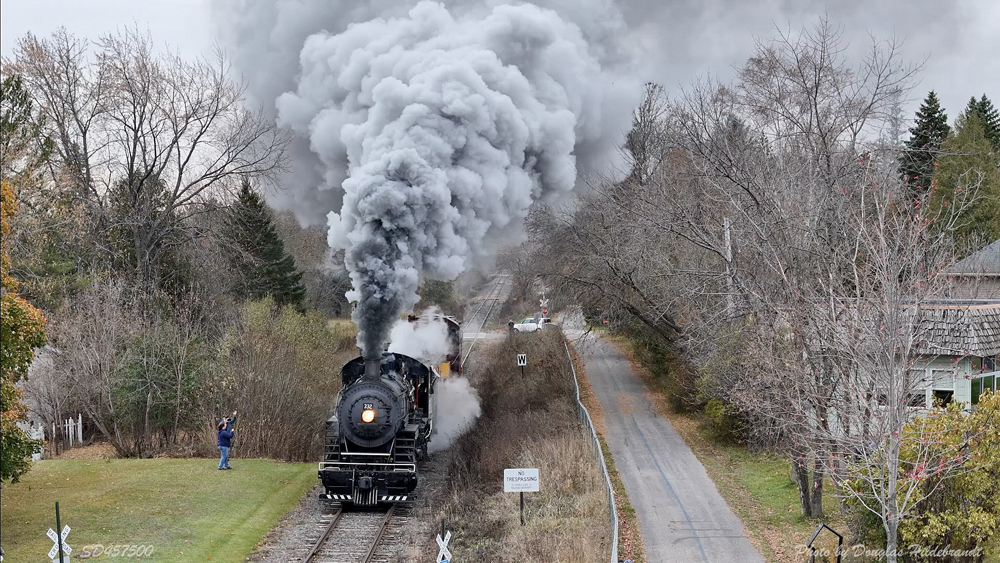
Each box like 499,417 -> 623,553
225,180 -> 306,309
928,112 -> 1000,253
974,95 -> 1000,152
899,91 -> 950,194
0,74 -> 51,186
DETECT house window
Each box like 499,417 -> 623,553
930,369 -> 955,390
986,356 -> 997,372
932,389 -> 954,407
973,375 -> 996,405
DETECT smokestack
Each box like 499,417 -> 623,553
364,358 -> 381,381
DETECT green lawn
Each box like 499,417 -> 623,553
1,458 -> 316,562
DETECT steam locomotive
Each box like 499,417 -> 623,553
318,315 -> 461,505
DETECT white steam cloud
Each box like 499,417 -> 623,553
386,311 -> 481,452
273,1 -> 627,358
429,377 -> 481,453
387,310 -> 451,365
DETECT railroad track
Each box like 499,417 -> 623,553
462,274 -> 510,365
301,503 -> 412,563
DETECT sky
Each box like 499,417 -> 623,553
1,0 -> 997,131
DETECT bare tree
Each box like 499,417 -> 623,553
5,28 -> 289,285
534,20 -> 994,557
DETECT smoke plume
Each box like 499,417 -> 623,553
269,1 -> 633,358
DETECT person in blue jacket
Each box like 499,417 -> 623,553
217,419 -> 235,470
221,409 -> 237,431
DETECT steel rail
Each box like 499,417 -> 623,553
463,274 -> 504,335
362,504 -> 398,563
462,274 -> 507,366
303,507 -> 344,563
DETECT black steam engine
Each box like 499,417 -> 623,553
319,352 -> 437,505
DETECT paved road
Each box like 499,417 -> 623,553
579,337 -> 764,563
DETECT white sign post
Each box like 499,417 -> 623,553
516,353 -> 527,378
504,468 -> 539,525
436,530 -> 452,562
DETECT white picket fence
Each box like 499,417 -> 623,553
55,414 -> 84,449
21,414 -> 84,460
26,423 -> 46,461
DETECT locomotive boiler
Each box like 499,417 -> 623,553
318,352 -> 437,505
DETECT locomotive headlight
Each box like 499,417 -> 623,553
361,408 -> 376,423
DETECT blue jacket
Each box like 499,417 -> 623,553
218,429 -> 234,448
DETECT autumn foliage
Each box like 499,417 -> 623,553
1,179 -> 47,483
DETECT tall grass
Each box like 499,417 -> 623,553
440,330 -> 612,562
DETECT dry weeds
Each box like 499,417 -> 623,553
52,442 -> 117,460
439,330 -> 613,562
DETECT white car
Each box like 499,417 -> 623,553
512,317 -> 542,332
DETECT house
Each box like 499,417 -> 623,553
944,239 -> 1000,299
911,300 -> 1000,408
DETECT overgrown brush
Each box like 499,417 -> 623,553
205,298 -> 356,460
440,329 -> 612,562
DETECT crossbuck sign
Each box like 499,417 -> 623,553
436,530 -> 452,562
47,525 -> 71,560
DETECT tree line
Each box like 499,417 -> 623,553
0,28 -> 356,479
525,21 -> 1000,560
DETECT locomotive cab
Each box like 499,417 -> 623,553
319,352 -> 437,505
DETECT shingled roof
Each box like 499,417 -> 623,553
915,301 -> 1000,356
947,239 -> 1000,276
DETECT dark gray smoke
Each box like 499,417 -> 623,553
211,0 -> 637,226
209,0 -> 990,356
216,0 -> 638,357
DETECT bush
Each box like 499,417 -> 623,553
206,298 -> 356,461
621,324 -> 697,412
109,321 -> 213,457
843,392 -> 1000,561
702,397 -> 747,444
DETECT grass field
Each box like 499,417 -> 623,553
0,458 -> 315,562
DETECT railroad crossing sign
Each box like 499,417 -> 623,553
541,306 -> 548,315
436,530 -> 452,562
516,353 -> 527,366
47,525 -> 71,560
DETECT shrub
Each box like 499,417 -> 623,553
206,298 -> 355,461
